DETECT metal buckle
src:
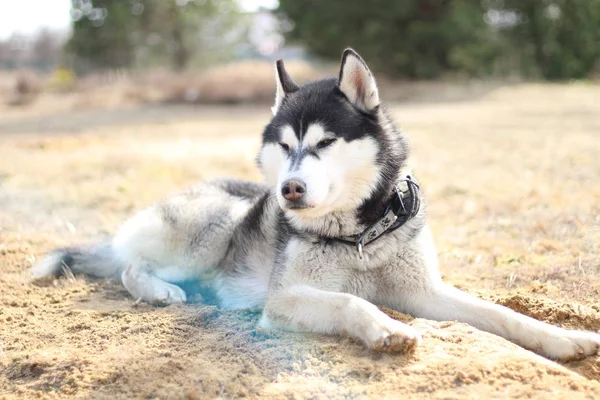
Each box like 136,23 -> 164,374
392,184 -> 408,217
356,240 -> 364,259
395,176 -> 419,217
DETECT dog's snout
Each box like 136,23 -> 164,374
281,179 -> 306,201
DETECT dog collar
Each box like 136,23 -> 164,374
333,175 -> 421,259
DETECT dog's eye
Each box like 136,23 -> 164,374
278,142 -> 290,153
316,138 -> 337,150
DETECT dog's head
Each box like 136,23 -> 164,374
257,49 -> 408,228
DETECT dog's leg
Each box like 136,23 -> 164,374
405,284 -> 600,361
259,285 -> 421,352
121,262 -> 187,305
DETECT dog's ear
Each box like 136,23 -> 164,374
338,48 -> 380,112
272,59 -> 299,115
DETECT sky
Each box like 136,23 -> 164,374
0,0 -> 72,39
0,0 -> 278,39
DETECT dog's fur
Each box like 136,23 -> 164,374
32,49 -> 600,361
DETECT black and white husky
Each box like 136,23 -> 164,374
33,49 -> 599,361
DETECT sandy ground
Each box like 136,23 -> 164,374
1,83 -> 600,399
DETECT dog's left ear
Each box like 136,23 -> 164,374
272,59 -> 300,115
338,48 -> 380,112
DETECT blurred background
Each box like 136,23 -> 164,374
0,0 -> 599,109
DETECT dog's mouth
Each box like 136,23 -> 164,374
282,200 -> 314,211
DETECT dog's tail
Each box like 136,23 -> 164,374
30,243 -> 124,280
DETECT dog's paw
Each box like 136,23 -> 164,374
122,265 -> 187,306
536,330 -> 600,362
369,320 -> 422,353
151,283 -> 187,306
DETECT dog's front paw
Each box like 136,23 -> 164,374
151,283 -> 187,306
537,329 -> 600,361
369,320 -> 422,353
122,265 -> 187,306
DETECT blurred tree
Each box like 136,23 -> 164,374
32,29 -> 65,71
500,0 -> 600,80
135,0 -> 245,70
277,0 -> 489,78
68,0 -> 136,71
0,41 -> 8,67
278,0 -> 600,80
0,35 -> 23,69
0,31 -> 65,71
67,0 -> 246,73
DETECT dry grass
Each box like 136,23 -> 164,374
162,60 -> 323,104
1,82 -> 600,398
0,70 -> 45,107
0,61 -> 323,120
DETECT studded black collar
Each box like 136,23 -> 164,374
333,175 -> 421,258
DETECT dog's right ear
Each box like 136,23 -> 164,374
338,48 -> 380,112
272,60 -> 299,115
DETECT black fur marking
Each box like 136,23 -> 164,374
356,106 -> 409,226
213,179 -> 268,200
61,252 -> 75,270
238,193 -> 269,238
307,150 -> 319,160
268,209 -> 294,289
276,60 -> 300,94
264,78 -> 380,144
288,147 -> 318,171
188,220 -> 229,250
49,246 -> 108,277
227,192 -> 271,275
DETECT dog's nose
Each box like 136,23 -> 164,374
281,179 -> 306,201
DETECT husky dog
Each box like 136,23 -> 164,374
32,49 -> 599,361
